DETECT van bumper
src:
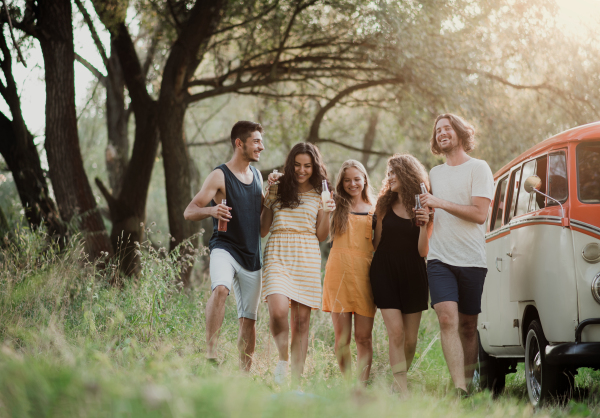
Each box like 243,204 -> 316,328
545,318 -> 600,368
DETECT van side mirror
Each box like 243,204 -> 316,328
524,175 -> 542,194
523,175 -> 569,227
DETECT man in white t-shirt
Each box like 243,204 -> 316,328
420,114 -> 494,397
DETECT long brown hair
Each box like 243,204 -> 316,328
375,154 -> 430,222
330,160 -> 375,240
430,113 -> 476,155
274,143 -> 330,209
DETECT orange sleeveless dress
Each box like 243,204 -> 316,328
322,208 -> 376,317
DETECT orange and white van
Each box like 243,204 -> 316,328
478,121 -> 600,405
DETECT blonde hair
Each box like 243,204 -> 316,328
330,160 -> 375,240
375,154 -> 430,222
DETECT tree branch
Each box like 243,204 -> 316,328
313,138 -> 390,157
74,0 -> 109,70
307,77 -> 404,142
1,0 -> 26,67
211,1 -> 279,36
74,52 -> 107,86
187,137 -> 229,147
271,0 -> 319,77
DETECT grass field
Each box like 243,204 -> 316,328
0,227 -> 598,417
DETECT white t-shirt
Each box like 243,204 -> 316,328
427,158 -> 494,268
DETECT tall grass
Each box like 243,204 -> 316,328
0,226 -> 598,417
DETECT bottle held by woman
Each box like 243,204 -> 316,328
369,153 -> 432,395
322,160 -> 377,384
260,143 -> 335,385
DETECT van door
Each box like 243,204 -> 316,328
485,172 -> 519,346
508,153 -> 578,343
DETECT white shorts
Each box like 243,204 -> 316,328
209,248 -> 262,320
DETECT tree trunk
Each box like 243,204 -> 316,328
0,111 -> 63,235
158,0 -> 225,287
0,24 -> 63,236
37,0 -> 112,258
160,102 -> 199,286
361,111 -> 379,168
0,202 -> 8,238
105,43 -> 129,197
89,17 -> 161,278
98,99 -> 159,277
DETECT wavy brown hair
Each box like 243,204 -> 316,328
375,154 -> 430,223
430,113 -> 476,155
274,143 -> 330,209
330,160 -> 375,240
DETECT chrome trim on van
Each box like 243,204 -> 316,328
571,220 -> 600,236
486,225 -> 511,239
508,215 -> 563,228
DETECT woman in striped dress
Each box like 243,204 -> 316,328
261,143 -> 335,384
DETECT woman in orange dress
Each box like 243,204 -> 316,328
322,160 -> 377,384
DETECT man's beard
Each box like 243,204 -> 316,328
242,144 -> 259,162
439,139 -> 459,155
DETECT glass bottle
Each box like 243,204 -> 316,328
321,180 -> 331,212
218,199 -> 228,232
415,194 -> 425,226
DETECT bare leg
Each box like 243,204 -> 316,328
267,294 -> 290,361
290,300 -> 312,382
331,312 -> 353,377
205,285 -> 229,359
402,311 -> 422,370
238,317 -> 256,371
380,309 -> 408,393
458,312 -> 479,385
354,313 -> 375,384
434,301 -> 467,391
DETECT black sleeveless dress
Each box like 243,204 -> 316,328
369,210 -> 428,313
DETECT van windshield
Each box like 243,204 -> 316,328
577,142 -> 600,204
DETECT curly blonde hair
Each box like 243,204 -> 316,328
330,160 -> 375,240
375,154 -> 430,222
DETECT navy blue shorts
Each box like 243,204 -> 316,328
427,259 -> 487,315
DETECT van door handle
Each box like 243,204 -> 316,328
506,252 -> 513,257
496,257 -> 502,272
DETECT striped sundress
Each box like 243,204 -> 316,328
262,184 -> 323,309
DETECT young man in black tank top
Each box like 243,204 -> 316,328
184,121 -> 265,371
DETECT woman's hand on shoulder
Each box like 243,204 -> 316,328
267,172 -> 283,185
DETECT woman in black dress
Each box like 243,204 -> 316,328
370,153 -> 432,394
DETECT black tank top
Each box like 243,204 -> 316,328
208,164 -> 262,271
377,210 -> 421,256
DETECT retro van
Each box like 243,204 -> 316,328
478,121 -> 600,406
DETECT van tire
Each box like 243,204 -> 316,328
525,320 -> 573,406
478,332 -> 506,395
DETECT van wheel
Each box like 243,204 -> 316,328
525,320 -> 573,406
478,332 -> 506,394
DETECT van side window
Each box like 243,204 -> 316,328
531,155 -> 547,212
490,176 -> 508,231
548,152 -> 568,205
506,167 -> 521,223
515,160 -> 537,217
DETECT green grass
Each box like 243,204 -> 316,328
0,226 -> 598,417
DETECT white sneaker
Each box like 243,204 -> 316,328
274,360 -> 288,385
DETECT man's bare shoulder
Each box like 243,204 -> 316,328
205,167 -> 226,187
